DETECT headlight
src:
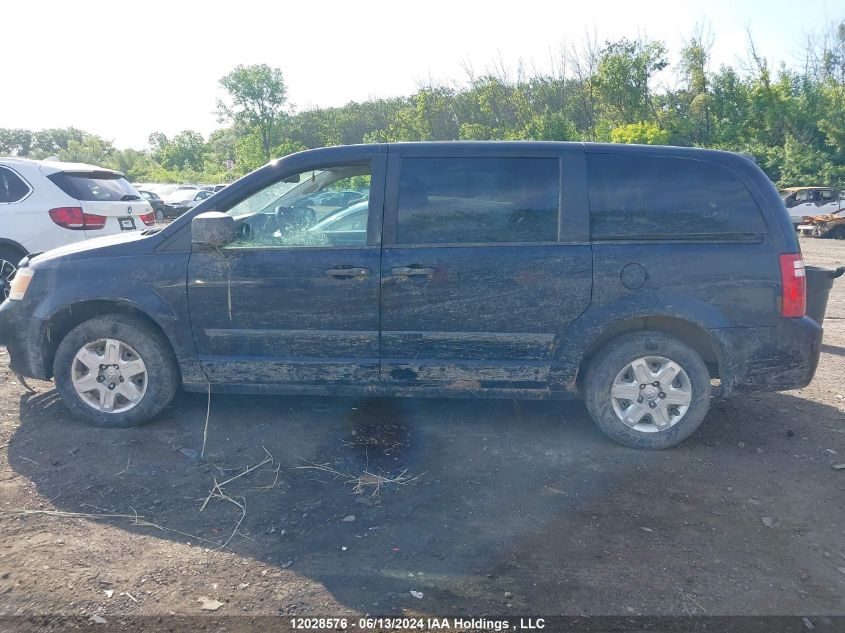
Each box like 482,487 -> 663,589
8,268 -> 34,301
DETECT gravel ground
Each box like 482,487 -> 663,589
0,236 -> 843,621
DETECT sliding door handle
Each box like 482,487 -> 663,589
325,266 -> 370,279
391,265 -> 436,277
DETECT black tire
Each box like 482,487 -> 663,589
583,331 -> 711,449
0,245 -> 25,301
53,314 -> 179,428
155,208 -> 165,223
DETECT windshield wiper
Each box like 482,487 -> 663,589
121,194 -> 141,201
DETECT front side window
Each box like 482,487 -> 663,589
587,154 -> 765,239
0,167 -> 31,203
396,157 -> 559,245
224,163 -> 372,248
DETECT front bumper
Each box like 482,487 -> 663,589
712,317 -> 823,397
0,300 -> 51,379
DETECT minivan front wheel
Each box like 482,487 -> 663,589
584,331 -> 711,449
54,315 -> 178,427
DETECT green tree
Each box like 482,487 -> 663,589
58,135 -> 115,165
594,38 -> 668,130
153,131 -> 206,171
217,64 -> 288,161
0,129 -> 33,156
610,121 -> 670,144
29,127 -> 88,159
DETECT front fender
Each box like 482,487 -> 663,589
30,255 -> 186,323
23,252 -> 201,383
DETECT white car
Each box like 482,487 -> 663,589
0,158 -> 154,298
781,186 -> 844,226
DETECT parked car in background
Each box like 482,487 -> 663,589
781,186 -> 844,227
162,188 -> 213,218
0,158 -> 154,298
138,190 -> 166,222
307,189 -> 365,208
155,184 -> 199,198
0,142 -> 821,450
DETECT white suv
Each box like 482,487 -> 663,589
0,158 -> 154,298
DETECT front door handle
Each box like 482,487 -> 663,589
391,265 -> 436,277
325,266 -> 370,280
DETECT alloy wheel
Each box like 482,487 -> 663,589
0,259 -> 16,300
609,355 -> 693,432
71,338 -> 148,413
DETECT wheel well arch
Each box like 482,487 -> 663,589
0,239 -> 27,258
578,316 -> 722,383
43,300 -> 182,382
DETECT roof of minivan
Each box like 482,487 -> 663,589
0,156 -> 123,176
268,141 -> 753,163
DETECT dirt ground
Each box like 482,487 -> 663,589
0,237 -> 844,622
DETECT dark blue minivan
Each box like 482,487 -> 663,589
0,142 -> 822,448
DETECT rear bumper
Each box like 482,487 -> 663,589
712,317 -> 822,397
0,300 -> 51,379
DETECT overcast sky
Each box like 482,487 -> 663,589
2,0 -> 840,149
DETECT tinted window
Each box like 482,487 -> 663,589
48,172 -> 141,202
396,157 -> 559,244
0,167 -> 30,203
587,154 -> 765,239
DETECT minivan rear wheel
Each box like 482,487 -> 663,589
53,314 -> 178,428
584,331 -> 711,449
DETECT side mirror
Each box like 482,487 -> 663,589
191,211 -> 235,247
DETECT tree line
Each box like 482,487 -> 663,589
2,21 -> 845,188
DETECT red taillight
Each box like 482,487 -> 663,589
48,207 -> 107,230
779,253 -> 806,318
139,212 -> 156,226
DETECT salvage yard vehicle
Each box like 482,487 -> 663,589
0,158 -> 154,299
0,142 -> 822,449
781,186 -> 844,228
796,213 -> 845,239
793,188 -> 845,237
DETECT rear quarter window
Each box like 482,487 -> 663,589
587,154 -> 765,240
0,167 -> 31,203
48,172 -> 141,202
